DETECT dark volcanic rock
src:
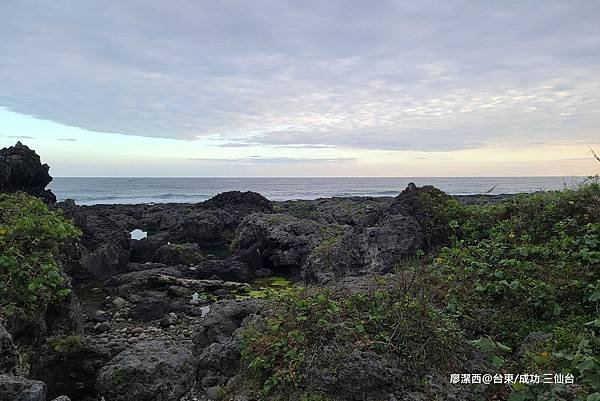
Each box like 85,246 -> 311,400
155,243 -> 203,265
0,142 -> 56,202
30,339 -> 110,400
59,202 -> 131,282
193,300 -> 264,386
130,232 -> 170,263
0,375 -> 46,401
304,184 -> 447,283
0,323 -> 18,374
96,339 -> 196,401
234,213 -> 324,274
203,190 -> 273,215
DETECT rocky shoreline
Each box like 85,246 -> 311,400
0,143 -> 527,401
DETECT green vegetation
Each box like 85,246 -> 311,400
0,193 -> 81,316
429,180 -> 600,400
235,180 -> 600,400
48,334 -> 83,354
238,284 -> 466,400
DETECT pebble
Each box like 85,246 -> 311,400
131,327 -> 145,334
206,387 -> 220,400
127,337 -> 138,344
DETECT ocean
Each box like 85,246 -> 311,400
48,176 -> 588,205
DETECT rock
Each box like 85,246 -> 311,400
0,375 -> 46,401
203,191 -> 273,214
304,184 -> 450,282
206,386 -> 220,400
50,396 -> 71,401
0,323 -> 19,374
29,338 -> 110,400
234,213 -> 324,274
193,300 -> 264,384
172,210 -> 233,245
155,243 -> 204,265
112,297 -> 127,309
97,339 -> 197,401
254,268 -> 272,278
130,232 -> 170,263
59,203 -> 131,282
93,322 -> 111,333
0,142 -> 56,203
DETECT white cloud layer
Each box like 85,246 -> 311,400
0,0 -> 599,151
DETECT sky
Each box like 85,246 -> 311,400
0,0 -> 599,177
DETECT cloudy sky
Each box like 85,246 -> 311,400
0,0 -> 598,176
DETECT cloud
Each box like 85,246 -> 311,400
58,138 -> 77,141
0,0 -> 599,151
4,135 -> 34,139
188,156 -> 356,164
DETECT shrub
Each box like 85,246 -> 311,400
0,193 -> 81,316
239,283 -> 466,399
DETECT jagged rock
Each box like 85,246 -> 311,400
59,202 -> 131,282
203,191 -> 273,215
0,142 -> 56,203
0,323 -> 18,373
130,232 -> 170,263
30,339 -> 110,400
50,396 -> 71,401
304,184 -> 451,283
155,243 -> 203,265
234,213 -> 324,274
191,258 -> 252,283
0,375 -> 46,401
192,300 -> 264,386
96,339 -> 197,401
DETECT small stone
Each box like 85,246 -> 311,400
127,337 -> 138,344
131,327 -> 144,334
112,297 -> 127,309
206,386 -> 220,400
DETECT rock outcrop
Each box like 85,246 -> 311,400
0,142 -> 56,203
0,375 -> 46,401
0,323 -> 18,374
96,339 -> 197,401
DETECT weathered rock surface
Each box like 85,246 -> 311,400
304,184 -> 447,282
0,375 -> 46,401
59,201 -> 131,282
0,142 -> 56,203
155,243 -> 203,265
0,323 -> 18,374
96,339 -> 197,401
30,339 -> 110,400
192,300 -> 264,386
234,213 -> 325,274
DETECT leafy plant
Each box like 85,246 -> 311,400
0,193 -> 81,316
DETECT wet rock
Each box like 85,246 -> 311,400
0,323 -> 18,374
97,339 -> 197,401
0,141 -> 56,203
0,375 -> 46,401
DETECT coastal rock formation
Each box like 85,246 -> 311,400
192,300 -> 264,386
0,142 -> 56,203
304,184 -> 446,282
0,324 -> 18,374
234,213 -> 325,275
59,201 -> 131,282
96,339 -> 197,401
0,375 -> 46,401
30,339 -> 110,400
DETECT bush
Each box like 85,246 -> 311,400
430,181 -> 600,399
0,193 -> 81,316
239,283 -> 467,400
